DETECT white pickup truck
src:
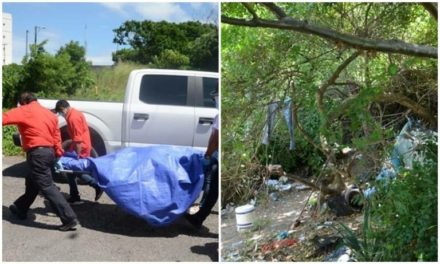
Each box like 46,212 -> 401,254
37,69 -> 219,156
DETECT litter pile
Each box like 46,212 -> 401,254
222,119 -> 436,261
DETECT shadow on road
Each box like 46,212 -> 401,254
3,161 -> 218,240
191,242 -> 219,261
2,161 -> 29,178
2,205 -> 61,231
3,198 -> 218,239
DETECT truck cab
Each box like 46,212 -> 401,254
122,69 -> 218,150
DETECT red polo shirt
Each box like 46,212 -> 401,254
3,101 -> 64,157
65,108 -> 92,158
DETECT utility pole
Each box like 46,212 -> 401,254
25,30 -> 29,57
84,24 -> 88,55
34,25 -> 45,45
3,44 -> 6,64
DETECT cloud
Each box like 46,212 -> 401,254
100,2 -> 218,23
100,3 -> 129,17
133,3 -> 191,22
86,54 -> 113,66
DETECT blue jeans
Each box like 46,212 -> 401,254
68,172 -> 99,198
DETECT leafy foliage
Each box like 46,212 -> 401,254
366,136 -> 438,261
2,120 -> 22,156
221,2 -> 437,210
2,41 -> 94,108
113,20 -> 218,71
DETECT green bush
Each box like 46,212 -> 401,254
347,135 -> 438,261
2,122 -> 23,156
338,134 -> 437,262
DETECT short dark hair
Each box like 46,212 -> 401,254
55,100 -> 70,112
19,92 -> 37,105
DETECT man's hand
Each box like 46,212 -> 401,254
54,159 -> 64,173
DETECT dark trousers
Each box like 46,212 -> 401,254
68,172 -> 99,199
14,147 -> 77,224
195,160 -> 218,222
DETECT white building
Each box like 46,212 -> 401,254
2,13 -> 13,65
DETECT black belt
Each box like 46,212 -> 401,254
27,146 -> 53,152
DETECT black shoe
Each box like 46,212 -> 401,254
9,204 -> 27,220
94,187 -> 103,201
59,219 -> 78,231
67,196 -> 83,205
185,213 -> 203,229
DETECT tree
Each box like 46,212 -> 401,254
2,63 -> 24,108
112,20 -> 218,71
56,41 -> 94,95
222,3 -> 437,58
221,2 -> 437,204
8,41 -> 95,99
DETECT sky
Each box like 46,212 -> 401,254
2,2 -> 219,65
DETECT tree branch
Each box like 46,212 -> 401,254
221,14 -> 437,58
243,3 -> 259,20
261,3 -> 287,19
316,51 -> 362,113
422,3 -> 438,21
377,93 -> 436,125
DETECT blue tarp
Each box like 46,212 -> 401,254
59,146 -> 205,227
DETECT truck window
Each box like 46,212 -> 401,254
139,75 -> 188,106
202,77 -> 218,108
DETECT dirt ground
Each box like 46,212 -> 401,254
3,155 -> 219,262
221,184 -> 363,261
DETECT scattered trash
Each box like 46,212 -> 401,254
261,239 -> 298,254
312,235 -> 341,254
308,196 -> 318,207
279,183 -> 292,191
364,118 -> 436,200
226,251 -> 241,262
277,230 -> 289,240
231,240 -> 244,250
327,195 -> 356,217
324,245 -> 353,262
298,234 -> 306,242
235,204 -> 255,231
295,184 -> 312,191
269,192 -> 279,201
344,185 -> 363,211
323,221 -> 333,226
279,175 -> 288,183
221,209 -> 228,216
342,147 -> 353,154
265,179 -> 292,192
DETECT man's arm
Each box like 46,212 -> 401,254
67,113 -> 85,156
53,119 -> 64,158
2,107 -> 22,126
205,128 -> 218,158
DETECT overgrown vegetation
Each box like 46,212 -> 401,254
337,135 -> 437,261
113,20 -> 218,71
221,2 -> 437,261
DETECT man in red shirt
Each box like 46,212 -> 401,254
3,92 -> 78,231
55,100 -> 103,204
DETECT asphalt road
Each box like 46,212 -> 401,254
2,155 -> 219,262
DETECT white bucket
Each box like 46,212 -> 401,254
235,204 -> 255,231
